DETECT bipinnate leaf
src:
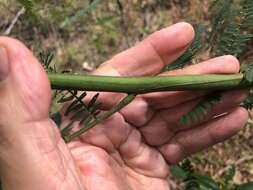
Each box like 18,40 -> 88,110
235,182 -> 253,190
170,165 -> 189,180
162,25 -> 205,72
243,63 -> 253,83
180,93 -> 221,125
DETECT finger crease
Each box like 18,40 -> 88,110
146,39 -> 165,68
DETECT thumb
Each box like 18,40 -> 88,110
0,37 -> 51,122
0,37 -> 81,189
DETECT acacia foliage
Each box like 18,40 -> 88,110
165,0 -> 253,126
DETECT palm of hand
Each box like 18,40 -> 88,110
0,23 -> 248,190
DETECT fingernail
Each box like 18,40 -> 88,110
174,22 -> 195,44
0,46 -> 10,80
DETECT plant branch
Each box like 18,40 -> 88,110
48,73 -> 251,94
50,73 -> 252,142
63,94 -> 136,142
3,7 -> 25,35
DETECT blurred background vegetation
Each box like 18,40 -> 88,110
0,0 -> 252,189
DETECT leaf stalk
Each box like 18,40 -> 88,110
63,94 -> 136,142
48,73 -> 251,93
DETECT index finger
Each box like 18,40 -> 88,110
94,22 -> 195,77
91,22 -> 195,108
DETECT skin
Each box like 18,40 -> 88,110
0,22 -> 249,190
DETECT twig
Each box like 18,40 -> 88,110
3,7 -> 25,36
63,94 -> 136,142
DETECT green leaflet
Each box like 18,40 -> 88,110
242,63 -> 253,83
170,160 -> 220,190
180,93 -> 221,125
210,0 -> 253,56
16,0 -> 33,11
215,24 -> 253,57
241,0 -> 253,28
235,182 -> 253,190
16,0 -> 38,21
39,51 -> 103,141
179,0 -> 253,126
224,166 -> 236,183
190,173 -> 220,190
64,94 -> 136,142
170,165 -> 189,180
162,25 -> 205,72
209,0 -> 222,10
170,160 -> 252,190
39,51 -> 55,72
239,63 -> 253,109
59,91 -> 101,139
209,0 -> 233,44
240,92 -> 253,109
50,112 -> 62,128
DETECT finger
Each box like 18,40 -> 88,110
94,22 -> 195,77
90,22 -> 194,109
0,37 -> 81,189
120,56 -> 241,127
162,55 -> 240,76
78,113 -> 169,178
143,55 -> 240,109
139,98 -> 200,146
158,90 -> 248,129
119,128 -> 169,178
159,107 -> 248,164
140,90 -> 247,146
0,37 -> 51,121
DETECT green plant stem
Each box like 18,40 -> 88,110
48,73 -> 251,93
63,94 -> 136,142
51,73 -> 252,142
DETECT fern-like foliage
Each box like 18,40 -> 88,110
236,182 -> 253,190
161,1 -> 253,188
39,51 -> 55,72
180,0 -> 253,125
39,51 -> 135,142
16,0 -> 33,11
215,22 -> 252,57
170,160 -> 220,190
209,0 -> 233,45
240,91 -> 253,109
211,0 -> 253,57
240,62 -> 253,111
170,159 -> 253,190
16,0 -> 38,21
180,93 -> 221,125
242,63 -> 253,82
241,0 -> 253,28
58,91 -> 101,139
39,51 -> 101,140
162,25 -> 205,72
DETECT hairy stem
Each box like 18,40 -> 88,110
49,73 -> 251,93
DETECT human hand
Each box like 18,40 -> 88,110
0,22 -> 248,190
